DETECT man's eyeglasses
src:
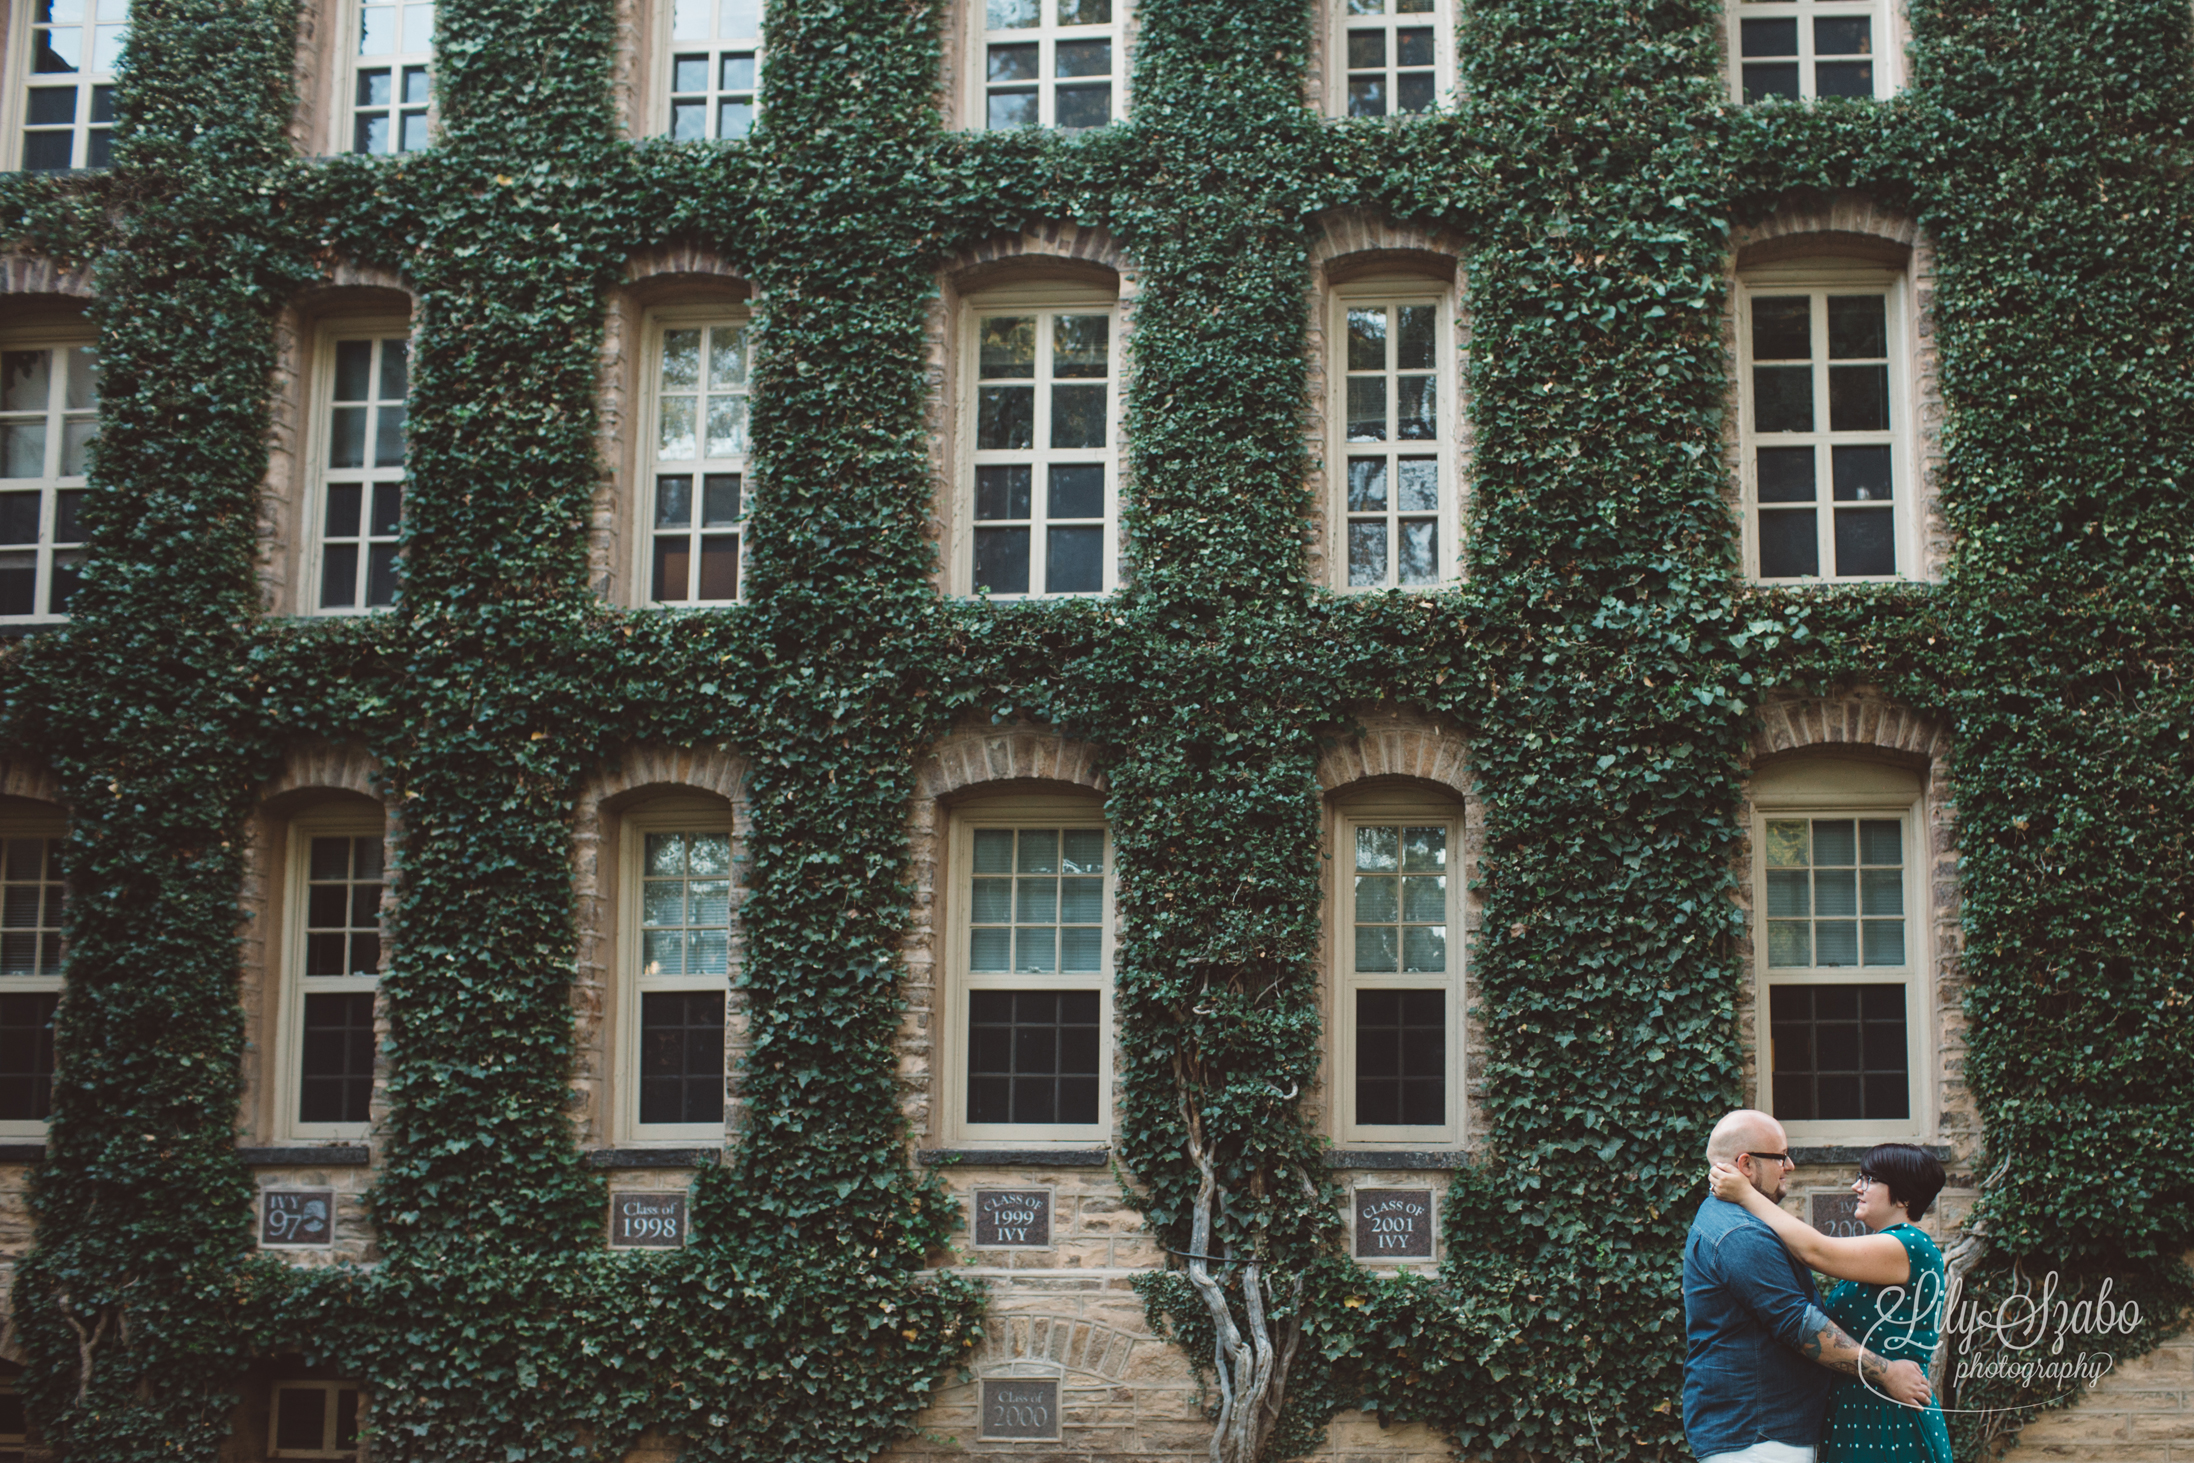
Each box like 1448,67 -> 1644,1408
1741,1151 -> 1795,1167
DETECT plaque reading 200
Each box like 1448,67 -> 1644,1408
609,1193 -> 687,1248
980,1378 -> 1060,1440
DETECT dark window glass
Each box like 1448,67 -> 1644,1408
0,497 -> 40,545
1757,507 -> 1818,578
1395,71 -> 1434,112
1757,446 -> 1816,503
976,465 -> 1032,522
1815,16 -> 1871,55
966,988 -> 1100,1125
1739,17 -> 1798,56
1835,507 -> 1895,576
976,386 -> 1034,451
1827,295 -> 1887,359
22,131 -> 74,171
1831,444 -> 1892,502
973,526 -> 1030,594
1047,464 -> 1102,520
1752,366 -> 1813,434
1768,983 -> 1907,1121
299,991 -> 376,1124
1045,526 -> 1101,593
1815,60 -> 1872,97
26,88 -> 75,125
1751,296 -> 1811,360
273,1387 -> 327,1451
1355,988 -> 1443,1126
639,990 -> 725,1125
1743,62 -> 1800,102
0,993 -> 57,1122
1827,364 -> 1888,432
1054,83 -> 1109,129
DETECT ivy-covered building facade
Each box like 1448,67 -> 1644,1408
0,0 -> 2186,1458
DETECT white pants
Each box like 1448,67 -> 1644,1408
1701,1442 -> 1816,1463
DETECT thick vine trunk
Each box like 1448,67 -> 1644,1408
1180,1107 -> 1303,1463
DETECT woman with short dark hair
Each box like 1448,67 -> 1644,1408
1708,1143 -> 1952,1462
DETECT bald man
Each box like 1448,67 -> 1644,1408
1681,1110 -> 1930,1463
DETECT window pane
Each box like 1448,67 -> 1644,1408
1054,40 -> 1109,76
987,89 -> 1037,128
976,387 -> 1033,450
1045,525 -> 1102,593
987,42 -> 1038,81
988,0 -> 1038,26
1346,377 -> 1387,442
1743,62 -> 1800,102
1756,507 -> 1817,578
1052,315 -> 1109,377
976,464 -> 1032,521
973,526 -> 1029,593
639,990 -> 725,1125
1396,456 -> 1437,512
1739,17 -> 1797,56
274,1388 -> 328,1452
1769,983 -> 1906,1121
1757,446 -> 1816,503
1397,519 -> 1436,585
1827,364 -> 1889,432
299,991 -> 375,1124
1834,507 -> 1895,576
1347,458 -> 1387,512
1831,445 -> 1892,502
1752,366 -> 1813,434
1346,308 -> 1386,371
1049,384 -> 1106,449
1047,463 -> 1103,519
1355,988 -> 1442,1127
1056,0 -> 1108,20
1815,60 -> 1873,97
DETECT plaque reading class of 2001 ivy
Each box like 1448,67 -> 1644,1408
973,1188 -> 1051,1247
1353,1188 -> 1435,1260
980,1378 -> 1060,1440
608,1192 -> 687,1249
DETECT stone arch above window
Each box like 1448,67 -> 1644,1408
918,725 -> 1108,804
1313,706 -> 1470,803
0,760 -> 63,808
259,742 -> 386,806
0,255 -> 96,302
585,744 -> 748,809
1748,687 -> 1945,766
1309,209 -> 1465,285
947,225 -> 1136,299
1735,191 -> 1919,270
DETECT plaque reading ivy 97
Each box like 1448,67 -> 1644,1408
1353,1188 -> 1435,1260
980,1378 -> 1060,1440
973,1188 -> 1051,1247
260,1189 -> 336,1248
1810,1191 -> 1866,1238
608,1192 -> 687,1249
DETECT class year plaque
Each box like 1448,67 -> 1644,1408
609,1192 -> 688,1249
973,1188 -> 1052,1248
1810,1191 -> 1866,1238
980,1378 -> 1060,1441
260,1189 -> 336,1249
1352,1188 -> 1435,1260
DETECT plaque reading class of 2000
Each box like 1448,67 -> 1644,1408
260,1189 -> 336,1248
1810,1191 -> 1866,1238
1353,1188 -> 1435,1260
609,1192 -> 687,1249
980,1379 -> 1060,1441
973,1188 -> 1051,1248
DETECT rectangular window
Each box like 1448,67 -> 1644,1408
284,828 -> 384,1138
965,303 -> 1117,597
644,315 -> 748,606
14,0 -> 126,171
344,0 -> 433,154
269,1381 -> 364,1460
1336,813 -> 1459,1141
0,1381 -> 31,1459
1337,290 -> 1453,589
311,329 -> 408,613
1754,795 -> 1923,1135
1338,0 -> 1444,118
950,813 -> 1109,1144
665,0 -> 761,141
1740,277 -> 1905,581
980,0 -> 1119,130
0,831 -> 63,1134
0,341 -> 95,624
625,820 -> 733,1140
1731,0 -> 1888,102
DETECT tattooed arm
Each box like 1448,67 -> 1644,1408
1797,1304 -> 1932,1407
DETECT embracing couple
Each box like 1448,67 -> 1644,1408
1683,1109 -> 1955,1463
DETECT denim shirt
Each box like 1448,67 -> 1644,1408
1683,1196 -> 1835,1458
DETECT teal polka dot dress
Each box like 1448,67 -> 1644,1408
1819,1223 -> 1954,1463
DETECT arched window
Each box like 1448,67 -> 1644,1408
637,306 -> 752,606
939,791 -> 1112,1146
275,805 -> 387,1140
1329,271 -> 1462,590
1751,754 -> 1928,1138
615,792 -> 735,1143
0,323 -> 97,625
1736,256 -> 1913,581
0,805 -> 65,1137
1329,785 -> 1463,1145
303,315 -> 411,613
956,281 -> 1121,598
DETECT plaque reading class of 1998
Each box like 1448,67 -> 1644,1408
1353,1188 -> 1435,1260
261,1189 -> 336,1248
980,1378 -> 1060,1441
1810,1191 -> 1866,1238
973,1188 -> 1051,1248
609,1192 -> 687,1249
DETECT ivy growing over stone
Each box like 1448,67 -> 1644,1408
0,0 -> 2186,1458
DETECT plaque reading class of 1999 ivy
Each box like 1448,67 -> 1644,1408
609,1192 -> 687,1249
980,1378 -> 1060,1440
1353,1188 -> 1435,1260
973,1188 -> 1051,1248
260,1189 -> 336,1248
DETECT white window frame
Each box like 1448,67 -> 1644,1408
660,0 -> 763,141
616,796 -> 736,1145
0,813 -> 66,1140
636,307 -> 751,607
1328,0 -> 1452,120
275,812 -> 386,1142
970,0 -> 1126,132
1736,260 -> 1914,584
954,284 -> 1122,599
1726,0 -> 1897,103
2,0 -> 126,172
1330,794 -> 1463,1147
1751,757 -> 1929,1143
0,328 -> 96,625
267,1379 -> 366,1460
335,0 -> 435,156
302,318 -> 410,616
1331,277 -> 1461,591
938,794 -> 1113,1148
